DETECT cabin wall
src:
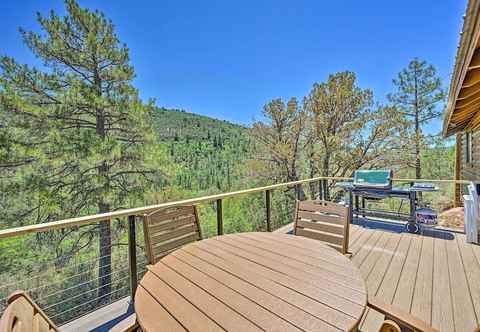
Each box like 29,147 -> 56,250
455,133 -> 462,207
459,129 -> 480,181
455,129 -> 480,207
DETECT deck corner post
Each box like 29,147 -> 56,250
318,179 -> 323,200
265,190 -> 272,232
127,215 -> 138,300
216,199 -> 223,235
348,190 -> 354,224
323,179 -> 329,201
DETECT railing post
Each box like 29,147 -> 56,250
127,215 -> 138,300
265,190 -> 272,232
348,190 -> 354,224
318,180 -> 323,200
361,197 -> 366,218
323,179 -> 329,201
355,195 -> 359,215
321,179 -> 325,200
216,199 -> 223,235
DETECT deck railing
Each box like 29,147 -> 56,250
0,176 -> 472,325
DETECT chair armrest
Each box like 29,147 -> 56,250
108,314 -> 139,332
367,297 -> 439,332
7,290 -> 59,331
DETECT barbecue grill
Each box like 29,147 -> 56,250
337,169 -> 438,233
353,169 -> 392,189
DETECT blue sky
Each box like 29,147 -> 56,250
0,0 -> 467,134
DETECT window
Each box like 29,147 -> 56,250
466,131 -> 473,164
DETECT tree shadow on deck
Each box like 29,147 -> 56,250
89,301 -> 134,332
352,217 -> 456,240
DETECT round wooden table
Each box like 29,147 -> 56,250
134,232 -> 367,332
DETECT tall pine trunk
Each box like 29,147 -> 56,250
308,147 -> 317,199
415,111 -> 421,179
322,152 -> 330,200
291,168 -> 305,200
96,147 -> 112,304
414,71 -> 421,179
95,70 -> 112,305
96,144 -> 112,305
97,202 -> 112,304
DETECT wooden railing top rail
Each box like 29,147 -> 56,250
0,176 -> 471,239
392,178 -> 471,184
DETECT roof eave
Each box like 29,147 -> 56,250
443,0 -> 480,137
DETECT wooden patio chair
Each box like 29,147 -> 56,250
368,297 -> 439,332
0,290 -> 139,332
293,200 -> 350,254
143,205 -> 202,264
0,291 -> 58,332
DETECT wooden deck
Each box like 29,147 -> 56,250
135,233 -> 367,332
60,221 -> 480,332
349,221 -> 480,332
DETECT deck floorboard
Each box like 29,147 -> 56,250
446,231 -> 477,332
456,233 -> 480,327
349,224 -> 479,332
431,230 -> 455,332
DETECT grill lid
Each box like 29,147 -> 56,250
353,170 -> 393,189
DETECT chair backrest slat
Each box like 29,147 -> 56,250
0,291 -> 58,332
297,210 -> 345,225
143,205 -> 202,264
297,200 -> 347,216
296,218 -> 344,235
293,200 -> 350,254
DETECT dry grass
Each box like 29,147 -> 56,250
438,207 -> 465,230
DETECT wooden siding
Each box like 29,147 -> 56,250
349,224 -> 480,332
455,133 -> 463,206
459,129 -> 480,181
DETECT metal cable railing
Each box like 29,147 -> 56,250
0,216 -> 148,325
49,285 -> 130,321
37,264 -> 137,303
0,250 -> 120,291
43,273 -> 132,311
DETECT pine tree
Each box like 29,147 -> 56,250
252,97 -> 306,199
0,0 -> 166,304
388,58 -> 445,178
304,72 -> 373,181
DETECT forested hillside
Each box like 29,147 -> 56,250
151,108 -> 253,193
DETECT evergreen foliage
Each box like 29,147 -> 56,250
0,0 -> 168,305
151,107 -> 253,193
388,58 -> 446,178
